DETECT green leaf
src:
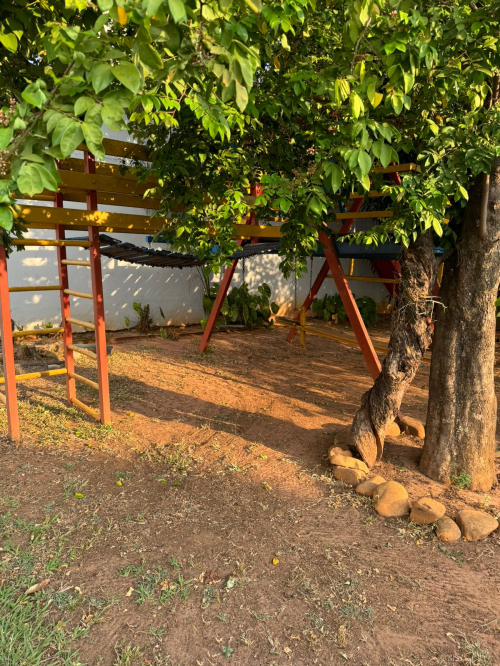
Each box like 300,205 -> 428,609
0,33 -> 17,53
103,88 -> 134,107
60,122 -> 84,158
359,173 -> 370,191
391,94 -> 403,115
0,206 -> 13,231
329,164 -> 343,193
350,91 -> 364,120
102,101 -> 126,131
112,63 -> 142,94
21,86 -> 45,109
380,143 -> 392,169
97,0 -> 113,9
139,43 -> 163,70
0,127 -> 13,151
81,122 -> 105,160
17,164 -> 43,196
235,80 -> 248,111
74,97 -> 95,117
403,71 -> 414,95
243,0 -> 262,11
357,151 -> 372,176
168,0 -> 187,23
432,218 -> 443,237
162,24 -> 181,52
32,163 -> 58,191
147,0 -> 165,16
52,117 -> 72,146
92,63 -> 113,93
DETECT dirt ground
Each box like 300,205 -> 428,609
0,320 -> 499,666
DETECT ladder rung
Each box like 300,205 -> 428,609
61,260 -> 91,267
0,392 -> 6,404
69,372 -> 99,390
326,275 -> 401,284
11,239 -> 91,247
70,397 -> 100,421
68,344 -> 97,360
64,289 -> 93,300
0,368 -> 67,383
9,286 -> 61,293
12,327 -> 64,338
66,317 -> 95,331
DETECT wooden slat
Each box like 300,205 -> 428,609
58,170 -> 151,197
61,259 -> 91,267
373,163 -> 420,174
68,344 -> 97,360
67,317 -> 95,331
326,275 -> 401,284
0,368 -> 67,383
335,211 -> 393,220
12,327 -> 64,337
69,372 -> 99,390
70,396 -> 100,420
10,239 -> 91,247
77,138 -> 149,162
9,285 -> 61,292
17,207 -> 285,238
64,289 -> 93,299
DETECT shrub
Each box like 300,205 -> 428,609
201,282 -> 279,330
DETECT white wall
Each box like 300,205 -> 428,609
8,132 -> 390,331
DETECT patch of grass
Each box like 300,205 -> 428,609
0,579 -> 81,665
451,469 -> 472,490
140,442 -> 196,473
115,470 -> 134,481
63,476 -> 88,499
438,545 -> 464,565
456,635 -> 492,666
113,641 -> 143,666
339,603 -> 373,621
118,562 -> 193,606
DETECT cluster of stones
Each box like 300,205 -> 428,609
329,429 -> 499,543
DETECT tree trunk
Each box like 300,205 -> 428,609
420,159 -> 500,491
352,231 -> 438,467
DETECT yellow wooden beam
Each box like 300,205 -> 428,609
77,137 -> 149,162
57,170 -> 151,197
67,317 -> 95,331
70,396 -> 100,420
9,285 -> 61,292
335,211 -> 393,220
69,372 -> 99,391
373,163 -> 420,174
0,368 -> 67,383
12,327 -> 63,337
326,275 -> 401,284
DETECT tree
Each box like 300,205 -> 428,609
2,0 -> 500,488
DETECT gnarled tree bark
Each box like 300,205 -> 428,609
352,231 -> 438,467
420,158 -> 500,491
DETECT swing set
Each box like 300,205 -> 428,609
0,139 -> 425,440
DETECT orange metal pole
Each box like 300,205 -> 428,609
0,246 -> 20,440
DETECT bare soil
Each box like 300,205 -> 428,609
0,320 -> 499,666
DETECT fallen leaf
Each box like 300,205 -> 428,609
26,579 -> 50,594
272,558 -> 279,565
125,587 -> 134,597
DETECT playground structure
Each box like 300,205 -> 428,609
0,137 -> 425,440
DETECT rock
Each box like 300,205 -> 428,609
410,497 -> 446,525
386,421 -> 400,437
329,455 -> 369,473
48,364 -> 63,370
455,509 -> 499,542
328,445 -> 352,461
333,466 -> 366,487
398,415 -> 425,439
372,481 -> 410,518
333,428 -> 354,451
355,475 -> 386,497
435,516 -> 461,543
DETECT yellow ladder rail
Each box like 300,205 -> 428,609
66,317 -> 95,331
0,368 -> 67,383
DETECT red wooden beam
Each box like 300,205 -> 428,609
319,229 -> 382,380
56,224 -> 76,404
199,182 -> 261,352
0,246 -> 19,440
88,225 -> 111,424
84,150 -> 111,424
286,197 -> 364,343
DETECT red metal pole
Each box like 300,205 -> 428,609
286,197 -> 364,343
0,246 -> 19,440
84,150 -> 110,424
319,229 -> 382,380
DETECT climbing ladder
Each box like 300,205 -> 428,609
0,150 -> 110,440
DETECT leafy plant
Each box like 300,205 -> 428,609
312,293 -> 377,327
132,302 -> 152,334
450,469 -> 472,490
201,282 -> 279,330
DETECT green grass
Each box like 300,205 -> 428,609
0,580 -> 82,666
